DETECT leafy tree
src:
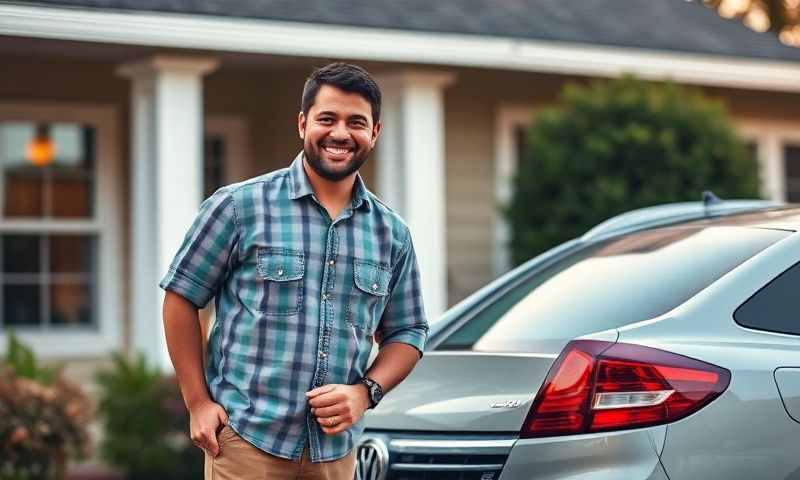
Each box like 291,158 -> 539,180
702,0 -> 800,46
506,76 -> 760,265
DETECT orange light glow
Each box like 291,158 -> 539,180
25,125 -> 55,167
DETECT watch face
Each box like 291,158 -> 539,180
370,384 -> 381,398
364,379 -> 382,405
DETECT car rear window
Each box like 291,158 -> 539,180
437,226 -> 789,352
735,260 -> 800,336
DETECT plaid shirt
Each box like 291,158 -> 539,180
159,153 -> 428,462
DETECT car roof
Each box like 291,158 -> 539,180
582,200 -> 797,241
678,206 -> 800,231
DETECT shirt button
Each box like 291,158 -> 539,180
329,260 -> 335,266
277,269 -> 284,276
322,293 -> 328,301
319,351 -> 327,358
372,283 -> 378,291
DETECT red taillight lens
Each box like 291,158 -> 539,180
520,340 -> 731,438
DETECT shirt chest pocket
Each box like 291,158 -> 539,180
256,247 -> 305,316
347,259 -> 392,334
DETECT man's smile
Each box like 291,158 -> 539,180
321,144 -> 355,160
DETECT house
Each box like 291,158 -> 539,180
1,0 -> 799,373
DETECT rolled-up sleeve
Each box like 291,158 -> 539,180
377,230 -> 429,357
158,188 -> 240,309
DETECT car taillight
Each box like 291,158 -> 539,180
520,340 -> 731,438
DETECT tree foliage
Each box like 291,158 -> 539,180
703,0 -> 800,46
506,76 -> 760,265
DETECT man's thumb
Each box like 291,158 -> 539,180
208,433 -> 220,457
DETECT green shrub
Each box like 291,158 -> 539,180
506,75 -> 760,264
95,354 -> 202,480
0,332 -> 92,480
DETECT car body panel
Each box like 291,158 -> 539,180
366,328 -> 618,433
365,351 -> 557,432
774,368 -> 800,424
614,232 -> 800,480
498,427 -> 667,480
360,205 -> 800,480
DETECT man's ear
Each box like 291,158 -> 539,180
370,121 -> 382,148
298,111 -> 306,139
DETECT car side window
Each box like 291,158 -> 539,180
734,260 -> 800,336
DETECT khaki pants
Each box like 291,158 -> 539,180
204,425 -> 356,480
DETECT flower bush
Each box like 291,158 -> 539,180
0,333 -> 92,480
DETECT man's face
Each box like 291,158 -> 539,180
298,84 -> 381,182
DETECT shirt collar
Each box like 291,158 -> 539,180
288,152 -> 372,212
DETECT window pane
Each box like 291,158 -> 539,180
4,168 -> 44,217
51,175 -> 93,217
50,281 -> 92,326
785,144 -> 800,203
50,124 -> 94,218
745,141 -> 758,165
50,235 -> 94,273
51,123 -> 93,169
0,122 -> 35,166
735,261 -> 800,336
1,121 -> 95,219
4,284 -> 41,326
2,235 -> 40,273
437,226 -> 789,352
204,134 -> 225,199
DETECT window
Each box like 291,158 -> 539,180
0,103 -> 122,357
203,133 -> 225,198
784,144 -> 800,202
437,226 -> 788,352
737,120 -> 800,203
735,259 -> 800,336
0,122 -> 97,330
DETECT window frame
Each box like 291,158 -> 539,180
493,105 -> 537,278
0,102 -> 123,358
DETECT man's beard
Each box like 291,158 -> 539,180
303,141 -> 370,181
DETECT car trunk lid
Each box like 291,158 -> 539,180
364,349 -> 561,432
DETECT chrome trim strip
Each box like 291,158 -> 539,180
389,438 -> 516,455
425,351 -> 558,358
392,463 -> 505,472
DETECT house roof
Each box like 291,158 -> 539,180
15,0 -> 800,62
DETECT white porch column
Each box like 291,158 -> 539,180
117,56 -> 219,370
375,71 -> 455,321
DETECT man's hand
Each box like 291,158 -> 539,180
189,399 -> 229,457
306,384 -> 370,435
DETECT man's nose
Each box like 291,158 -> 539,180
330,121 -> 349,139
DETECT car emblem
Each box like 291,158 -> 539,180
490,400 -> 521,408
355,437 -> 389,480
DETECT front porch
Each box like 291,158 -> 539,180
0,37 -> 455,370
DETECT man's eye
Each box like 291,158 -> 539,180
350,120 -> 366,128
318,117 -> 334,124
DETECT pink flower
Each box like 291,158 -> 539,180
10,426 -> 29,444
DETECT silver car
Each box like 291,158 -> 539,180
357,199 -> 800,480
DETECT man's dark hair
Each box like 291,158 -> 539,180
301,62 -> 382,124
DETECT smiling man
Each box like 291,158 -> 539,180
159,62 -> 429,479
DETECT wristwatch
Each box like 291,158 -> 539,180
359,376 -> 384,409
